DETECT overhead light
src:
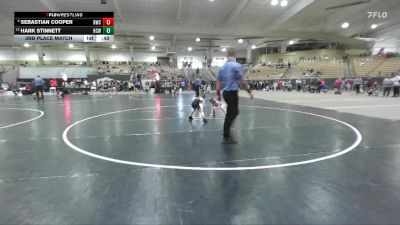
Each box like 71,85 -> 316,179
271,0 -> 278,6
280,0 -> 288,7
111,44 -> 117,49
371,24 -> 378,29
151,46 -> 156,50
149,35 -> 155,41
355,37 -> 377,41
68,43 -> 74,48
251,45 -> 256,49
222,47 -> 227,52
288,40 -> 295,45
341,22 -> 350,29
238,39 -> 243,43
188,47 -> 193,51
209,0 -> 214,1
23,43 -> 30,48
195,37 -> 201,42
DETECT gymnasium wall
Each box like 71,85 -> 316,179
19,67 -> 93,79
0,49 -> 38,63
0,47 -> 248,67
345,49 -> 370,56
0,47 -> 169,64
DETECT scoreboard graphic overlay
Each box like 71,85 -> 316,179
14,12 -> 114,43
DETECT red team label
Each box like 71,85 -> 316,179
102,18 -> 114,26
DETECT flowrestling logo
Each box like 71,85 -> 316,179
367,11 -> 388,19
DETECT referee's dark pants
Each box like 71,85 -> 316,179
223,91 -> 239,139
35,85 -> 44,99
194,85 -> 200,97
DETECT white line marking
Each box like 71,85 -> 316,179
84,116 -> 225,123
327,104 -> 400,109
200,150 -> 340,165
68,124 -> 308,139
0,96 -> 111,106
0,108 -> 44,130
129,97 -> 195,101
62,105 -> 362,171
278,98 -> 379,103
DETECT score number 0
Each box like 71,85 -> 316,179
103,18 -> 114,26
102,18 -> 114,35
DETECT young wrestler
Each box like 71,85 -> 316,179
188,96 -> 208,123
209,96 -> 226,117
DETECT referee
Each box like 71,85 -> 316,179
194,77 -> 201,97
216,50 -> 253,144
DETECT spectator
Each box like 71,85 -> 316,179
302,79 -> 307,92
286,81 -> 293,92
317,79 -> 325,93
354,77 -> 362,94
345,79 -> 352,92
335,78 -> 343,94
382,76 -> 393,97
296,79 -> 301,92
391,73 -> 400,97
365,76 -> 373,92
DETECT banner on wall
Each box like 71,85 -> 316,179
211,57 -> 227,67
177,55 -> 203,69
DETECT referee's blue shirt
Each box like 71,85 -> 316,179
34,77 -> 44,86
217,60 -> 243,91
194,78 -> 201,87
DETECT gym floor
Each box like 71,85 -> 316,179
0,92 -> 400,224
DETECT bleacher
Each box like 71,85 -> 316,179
245,64 -> 286,80
88,62 -> 184,80
159,66 -> 183,79
0,64 -> 18,73
353,57 -> 385,76
351,56 -> 400,77
365,58 -> 400,76
210,67 -> 218,75
288,59 -> 345,79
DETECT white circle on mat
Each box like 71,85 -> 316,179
62,105 -> 362,171
0,108 -> 44,130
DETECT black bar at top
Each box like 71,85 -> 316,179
14,12 -> 114,18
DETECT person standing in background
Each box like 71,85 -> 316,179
296,79 -> 301,92
34,75 -> 45,100
391,73 -> 400,97
354,77 -> 362,94
382,76 -> 393,97
335,78 -> 343,94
